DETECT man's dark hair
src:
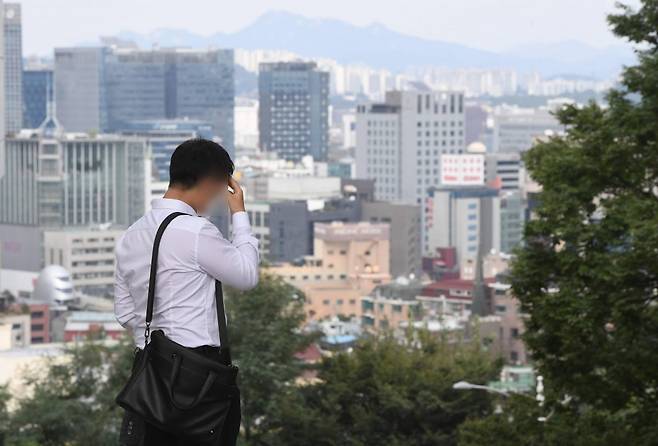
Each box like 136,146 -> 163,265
169,138 -> 234,188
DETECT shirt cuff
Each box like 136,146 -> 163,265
231,211 -> 251,231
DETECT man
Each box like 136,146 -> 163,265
115,138 -> 259,445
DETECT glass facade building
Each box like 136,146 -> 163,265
259,62 -> 329,162
55,47 -> 235,154
4,3 -> 23,133
54,47 -> 109,133
23,68 -> 53,129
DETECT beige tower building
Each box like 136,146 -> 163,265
268,222 -> 391,320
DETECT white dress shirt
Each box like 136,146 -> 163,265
114,198 -> 259,348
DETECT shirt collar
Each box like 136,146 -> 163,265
151,198 -> 198,216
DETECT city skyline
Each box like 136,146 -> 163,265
20,0 -> 637,57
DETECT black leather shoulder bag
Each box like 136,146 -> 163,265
116,212 -> 240,442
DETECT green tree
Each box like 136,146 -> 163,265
262,333 -> 499,446
458,395 -> 634,446
3,273 -> 314,446
0,385 -> 10,444
6,337 -> 134,446
226,273 -> 317,444
467,0 -> 658,443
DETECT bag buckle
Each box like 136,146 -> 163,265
144,322 -> 151,347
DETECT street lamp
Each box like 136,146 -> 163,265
453,377 -> 550,422
452,381 -> 512,396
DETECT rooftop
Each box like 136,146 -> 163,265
421,277 -> 496,298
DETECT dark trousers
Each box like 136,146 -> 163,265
119,345 -> 241,446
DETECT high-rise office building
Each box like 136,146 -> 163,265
4,2 -> 22,134
23,66 -> 53,129
356,89 -> 466,205
492,106 -> 563,153
0,0 -> 5,178
424,186 -> 499,262
54,47 -> 234,152
105,48 -> 234,151
170,49 -> 234,152
104,49 -> 166,130
0,128 -> 146,228
259,61 -> 329,161
54,47 -> 108,133
0,124 -> 146,270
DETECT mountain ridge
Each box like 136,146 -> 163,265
109,10 -> 634,78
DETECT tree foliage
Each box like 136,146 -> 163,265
6,338 -> 134,446
487,0 -> 658,442
458,395 -> 636,446
225,273 -> 317,444
2,276 -> 504,446
261,333 -> 499,446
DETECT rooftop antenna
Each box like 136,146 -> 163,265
37,74 -> 62,137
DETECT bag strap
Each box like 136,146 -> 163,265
144,212 -> 231,363
214,281 -> 231,363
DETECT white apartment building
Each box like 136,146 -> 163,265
356,89 -> 466,205
412,68 -> 518,98
43,226 -> 124,296
0,314 -> 30,350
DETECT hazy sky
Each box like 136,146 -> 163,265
20,0 -> 638,56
